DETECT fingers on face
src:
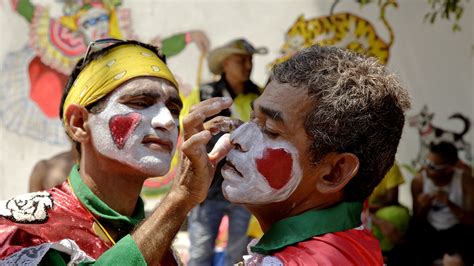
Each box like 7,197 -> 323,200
209,133 -> 233,165
204,117 -> 243,135
188,97 -> 232,114
183,97 -> 233,139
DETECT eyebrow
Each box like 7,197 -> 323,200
259,105 -> 284,122
122,90 -> 162,99
119,90 -> 182,109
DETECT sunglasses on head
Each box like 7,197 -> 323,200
424,159 -> 450,171
79,38 -> 125,68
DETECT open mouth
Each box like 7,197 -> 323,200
142,135 -> 173,152
222,160 -> 243,177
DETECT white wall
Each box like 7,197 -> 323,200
1,0 -> 472,203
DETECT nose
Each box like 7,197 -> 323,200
229,122 -> 261,153
151,106 -> 177,132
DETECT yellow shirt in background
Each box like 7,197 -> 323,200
369,162 -> 405,205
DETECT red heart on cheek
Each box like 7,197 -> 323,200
256,148 -> 293,189
109,112 -> 142,149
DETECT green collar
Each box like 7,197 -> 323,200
68,165 -> 145,227
251,201 -> 362,255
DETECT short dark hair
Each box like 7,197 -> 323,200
430,142 -> 459,165
59,40 -> 165,153
272,45 -> 411,202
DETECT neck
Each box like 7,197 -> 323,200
225,75 -> 245,95
246,196 -> 339,232
79,154 -> 145,217
432,173 -> 454,187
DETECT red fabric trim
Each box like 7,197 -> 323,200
273,228 -> 383,265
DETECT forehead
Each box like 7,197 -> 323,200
109,76 -> 178,99
226,54 -> 252,62
427,152 -> 451,164
255,80 -> 311,121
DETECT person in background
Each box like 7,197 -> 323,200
28,146 -> 77,192
365,162 -> 410,261
187,38 -> 268,266
408,141 -> 474,265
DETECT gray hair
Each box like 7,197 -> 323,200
272,45 -> 411,201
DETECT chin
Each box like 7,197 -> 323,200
121,158 -> 171,177
142,163 -> 170,177
222,182 -> 247,204
222,183 -> 272,205
223,191 -> 247,204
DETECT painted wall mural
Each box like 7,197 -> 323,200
1,0 -> 472,203
408,105 -> 472,169
0,0 -> 205,198
0,0 -> 136,145
271,0 -> 397,67
0,0 -> 198,145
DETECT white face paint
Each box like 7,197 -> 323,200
221,122 -> 302,204
88,78 -> 179,176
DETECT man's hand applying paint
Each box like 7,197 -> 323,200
174,97 -> 234,206
205,115 -> 243,162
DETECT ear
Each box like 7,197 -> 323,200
316,152 -> 359,195
64,104 -> 90,143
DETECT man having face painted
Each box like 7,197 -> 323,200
0,40 -> 233,265
192,45 -> 412,265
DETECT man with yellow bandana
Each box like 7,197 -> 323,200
0,40 -> 232,265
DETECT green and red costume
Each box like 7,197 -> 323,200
244,202 -> 383,265
0,165 -> 176,265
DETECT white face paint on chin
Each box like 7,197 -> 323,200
88,80 -> 178,177
221,122 -> 302,204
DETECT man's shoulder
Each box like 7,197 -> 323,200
273,227 -> 383,265
0,191 -> 55,225
0,190 -> 58,259
0,183 -> 81,227
0,185 -> 110,260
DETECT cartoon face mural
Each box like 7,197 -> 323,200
77,7 -> 110,43
221,122 -> 303,204
88,77 -> 180,176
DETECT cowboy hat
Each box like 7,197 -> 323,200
208,39 -> 268,75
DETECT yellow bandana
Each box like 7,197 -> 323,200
62,44 -> 178,124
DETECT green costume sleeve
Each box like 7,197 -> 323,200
80,235 -> 146,265
14,0 -> 35,23
161,33 -> 187,58
39,235 -> 147,265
